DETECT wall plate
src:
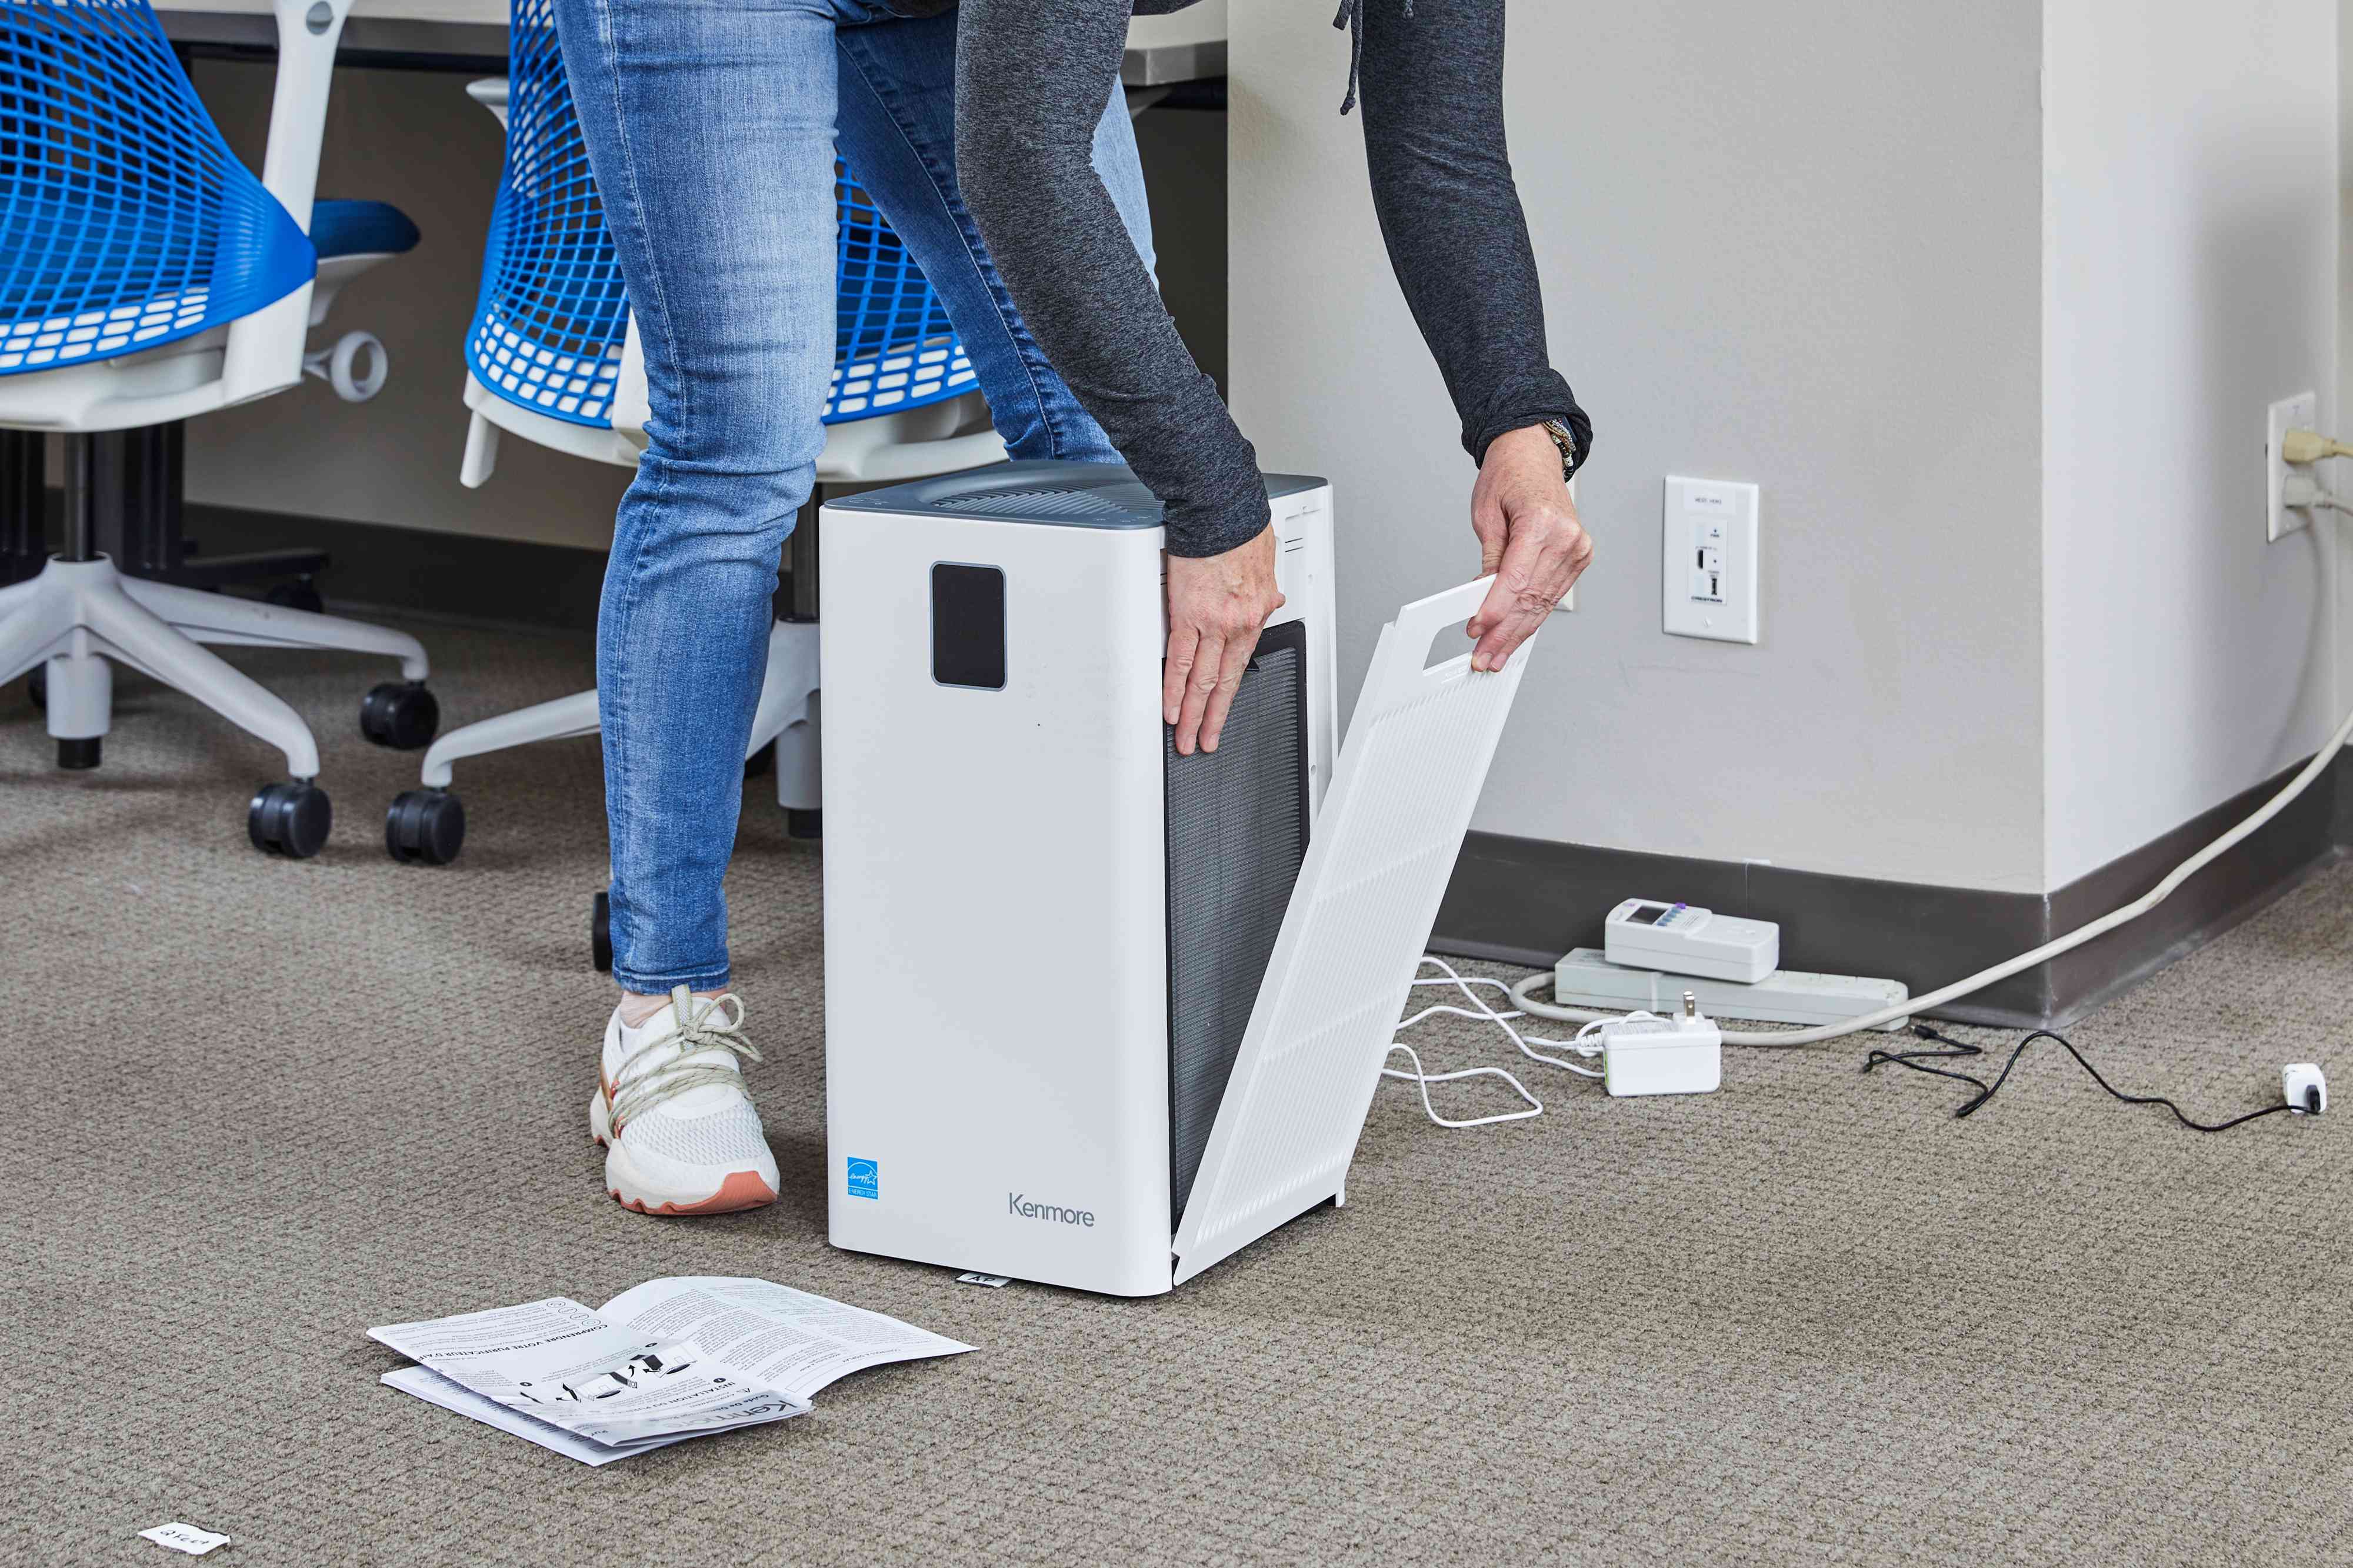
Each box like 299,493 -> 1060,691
1662,477 -> 1759,643
2268,391 -> 2318,543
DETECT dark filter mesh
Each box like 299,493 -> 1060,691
1165,627 -> 1311,1229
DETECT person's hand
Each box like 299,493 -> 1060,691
1467,424 -> 1594,671
1165,526 -> 1285,755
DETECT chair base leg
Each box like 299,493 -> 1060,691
404,618 -> 822,865
121,575 -> 429,680
0,553 -> 437,785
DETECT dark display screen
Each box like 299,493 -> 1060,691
1627,903 -> 1670,926
931,563 -> 1006,690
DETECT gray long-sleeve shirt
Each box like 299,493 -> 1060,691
945,0 -> 1589,557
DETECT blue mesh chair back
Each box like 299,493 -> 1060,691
469,0 -> 974,431
0,0 -> 314,378
829,175 -> 975,422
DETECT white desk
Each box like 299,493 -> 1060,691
152,0 -> 1228,85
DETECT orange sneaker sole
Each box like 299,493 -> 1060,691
608,1167 -> 777,1216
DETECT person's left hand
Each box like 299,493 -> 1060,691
1466,424 -> 1594,672
1164,526 -> 1285,756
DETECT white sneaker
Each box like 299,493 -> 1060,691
591,986 -> 779,1215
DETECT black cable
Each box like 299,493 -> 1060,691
1865,1025 -> 2302,1132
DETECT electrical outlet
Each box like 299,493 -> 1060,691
2268,392 -> 2319,542
1662,478 -> 1759,643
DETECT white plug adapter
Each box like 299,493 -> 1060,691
1600,992 -> 1723,1098
2284,1063 -> 2327,1115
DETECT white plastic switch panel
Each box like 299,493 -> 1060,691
1662,477 -> 1759,643
2268,392 -> 2319,543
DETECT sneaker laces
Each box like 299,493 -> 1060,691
610,986 -> 762,1132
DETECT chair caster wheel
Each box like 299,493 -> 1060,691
57,735 -> 99,770
25,665 -> 44,710
787,808 -> 822,840
249,780 -> 331,858
745,741 -> 775,779
592,889 -> 613,973
266,578 -> 325,614
386,788 -> 465,865
361,681 -> 439,750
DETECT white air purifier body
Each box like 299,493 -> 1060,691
822,461 -> 1532,1296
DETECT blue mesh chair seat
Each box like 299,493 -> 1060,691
309,201 -> 423,262
0,0 -> 317,376
471,0 -> 976,431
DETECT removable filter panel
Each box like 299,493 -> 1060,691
1172,578 -> 1534,1284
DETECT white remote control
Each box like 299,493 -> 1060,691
1604,899 -> 1779,985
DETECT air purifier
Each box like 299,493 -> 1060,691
821,461 -> 1533,1296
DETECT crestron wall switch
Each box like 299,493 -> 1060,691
1662,476 -> 1759,643
1604,898 -> 1779,984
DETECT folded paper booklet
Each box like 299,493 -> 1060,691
371,1276 -> 975,1465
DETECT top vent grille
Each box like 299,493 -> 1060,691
932,483 -> 1158,520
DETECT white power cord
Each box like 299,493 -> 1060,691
1385,956 -> 1609,1128
1510,696 -> 2353,1049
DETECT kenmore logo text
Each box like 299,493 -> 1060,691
1008,1193 -> 1095,1227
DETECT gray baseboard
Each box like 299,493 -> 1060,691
181,503 -> 609,631
1435,753 -> 2348,1029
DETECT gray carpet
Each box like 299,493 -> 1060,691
4,614 -> 2349,1567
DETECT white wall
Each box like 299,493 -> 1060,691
2339,0 -> 2353,725
2042,1 -> 2340,886
1230,2 -> 2051,892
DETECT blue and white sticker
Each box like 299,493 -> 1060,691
846,1157 -> 879,1200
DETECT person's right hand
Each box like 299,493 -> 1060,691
1164,526 -> 1285,756
1466,423 -> 1594,672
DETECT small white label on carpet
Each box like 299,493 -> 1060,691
141,1523 -> 231,1556
955,1273 -> 1012,1288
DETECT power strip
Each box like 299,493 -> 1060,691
1552,948 -> 1910,1032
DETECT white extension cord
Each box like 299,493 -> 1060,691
1508,678 -> 2353,1049
1385,956 -> 1611,1127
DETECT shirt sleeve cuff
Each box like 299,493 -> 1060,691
1462,372 -> 1592,474
1162,497 -> 1274,559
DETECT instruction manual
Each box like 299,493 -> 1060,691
371,1276 -> 974,1464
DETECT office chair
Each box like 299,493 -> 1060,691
383,0 -> 1005,889
0,0 -> 435,858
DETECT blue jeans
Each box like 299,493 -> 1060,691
551,0 -> 1154,993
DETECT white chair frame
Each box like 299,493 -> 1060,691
0,0 -> 430,814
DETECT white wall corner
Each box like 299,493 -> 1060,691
2041,0 -> 2342,890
